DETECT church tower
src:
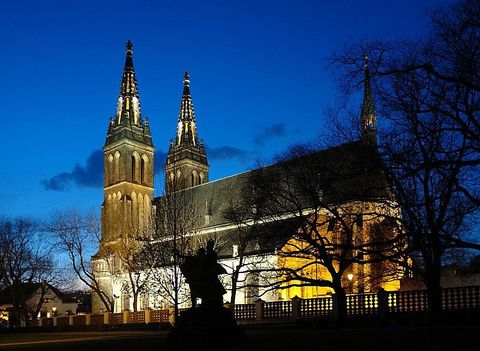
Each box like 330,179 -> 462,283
360,57 -> 376,144
101,41 -> 154,245
165,72 -> 208,191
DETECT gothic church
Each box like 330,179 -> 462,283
92,42 -> 400,313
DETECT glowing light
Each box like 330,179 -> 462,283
347,273 -> 353,281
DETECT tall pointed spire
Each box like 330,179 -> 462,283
116,40 -> 141,126
166,72 -> 208,191
361,56 -> 377,144
176,72 -> 198,147
105,41 -> 152,146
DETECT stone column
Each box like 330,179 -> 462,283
255,299 -> 264,321
123,310 -> 129,324
377,288 -> 389,320
291,296 -> 302,320
103,312 -> 111,325
145,309 -> 151,324
168,307 -> 175,325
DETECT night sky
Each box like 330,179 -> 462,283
0,0 -> 452,219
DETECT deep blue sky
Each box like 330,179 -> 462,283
0,0 -> 452,219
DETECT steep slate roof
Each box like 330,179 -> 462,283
153,139 -> 390,258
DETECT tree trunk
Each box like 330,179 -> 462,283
332,283 -> 347,326
132,292 -> 138,312
425,261 -> 442,322
230,268 -> 240,305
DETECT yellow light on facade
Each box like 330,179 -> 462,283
347,273 -> 353,282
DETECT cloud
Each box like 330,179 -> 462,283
42,149 -> 104,191
42,145 -> 249,192
253,123 -> 287,146
205,145 -> 249,161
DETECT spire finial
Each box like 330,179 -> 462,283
184,72 -> 190,87
126,40 -> 133,53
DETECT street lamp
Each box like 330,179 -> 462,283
347,273 -> 353,294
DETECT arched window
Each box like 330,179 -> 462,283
199,172 -> 205,185
141,156 -> 148,184
191,170 -> 198,186
114,151 -> 121,183
131,155 -> 136,182
108,154 -> 114,185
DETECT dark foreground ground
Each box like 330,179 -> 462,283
1,324 -> 480,351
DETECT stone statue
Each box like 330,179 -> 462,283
169,239 -> 244,348
180,239 -> 227,308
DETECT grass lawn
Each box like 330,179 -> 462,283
1,324 -> 479,350
0,331 -> 165,346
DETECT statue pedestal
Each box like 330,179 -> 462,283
167,306 -> 244,349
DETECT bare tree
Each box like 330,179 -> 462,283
330,0 -> 480,318
0,217 -> 56,327
249,143 -> 404,323
221,176 -> 273,305
113,228 -> 155,312
144,168 -> 199,321
48,209 -> 115,313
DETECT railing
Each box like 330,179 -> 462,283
18,285 -> 480,329
442,286 -> 480,310
301,296 -> 333,317
234,303 -> 255,320
263,300 -> 292,319
150,309 -> 170,324
346,293 -> 378,315
388,289 -> 428,312
112,313 -> 123,324
90,314 -> 104,325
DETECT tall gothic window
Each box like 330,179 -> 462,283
141,158 -> 146,184
131,155 -> 136,182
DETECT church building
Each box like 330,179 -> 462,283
92,42 -> 403,314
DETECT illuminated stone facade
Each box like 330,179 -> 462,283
92,43 -> 402,313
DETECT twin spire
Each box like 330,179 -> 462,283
117,40 -> 141,126
107,41 -> 375,150
360,56 -> 377,144
105,41 -> 152,146
176,72 -> 199,147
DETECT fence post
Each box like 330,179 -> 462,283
291,296 -> 302,320
85,314 -> 91,326
53,317 -> 58,327
377,288 -> 389,320
38,318 -> 43,327
123,310 -> 129,324
68,315 -> 74,326
145,308 -> 151,324
168,307 -> 175,325
103,312 -> 111,325
332,294 -> 339,322
255,299 -> 264,321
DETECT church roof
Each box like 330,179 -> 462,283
154,139 -> 390,253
